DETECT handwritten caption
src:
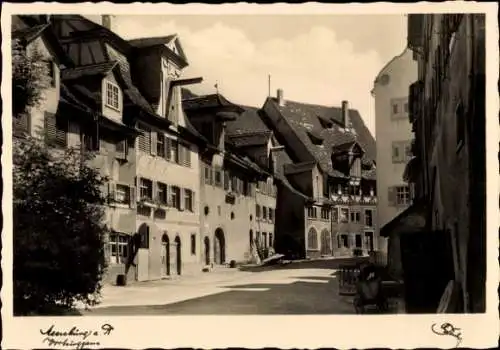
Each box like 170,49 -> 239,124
40,324 -> 114,349
431,322 -> 463,347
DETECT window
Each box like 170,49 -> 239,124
223,171 -> 230,190
157,182 -> 168,205
157,133 -> 165,157
256,205 -> 261,218
108,233 -> 129,264
105,81 -> 120,110
165,138 -> 172,160
392,103 -> 399,115
184,189 -> 193,212
190,234 -> 196,255
355,234 -> 362,248
332,208 -> 339,223
171,140 -> 179,163
137,124 -> 151,153
396,186 -> 410,206
139,178 -> 153,201
171,186 -> 181,209
115,184 -> 130,204
44,112 -> 67,148
392,141 -> 412,163
308,228 -> 318,250
263,207 -> 267,220
83,132 -> 99,152
204,165 -> 212,185
214,169 -> 222,187
350,211 -> 361,223
116,139 -> 127,159
339,234 -> 349,248
269,233 -> 273,247
307,206 -> 317,218
340,208 -> 349,223
364,209 -> 373,227
269,208 -> 274,223
321,208 -> 330,220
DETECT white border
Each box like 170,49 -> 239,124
2,2 -> 499,349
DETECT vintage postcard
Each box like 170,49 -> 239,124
1,2 -> 498,349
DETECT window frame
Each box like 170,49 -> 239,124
139,178 -> 153,201
105,80 -> 121,111
108,233 -> 129,265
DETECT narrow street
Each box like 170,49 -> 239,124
82,259 -> 403,315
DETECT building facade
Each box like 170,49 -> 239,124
261,90 -> 378,259
382,14 -> 486,313
184,96 -> 278,265
372,47 -> 418,274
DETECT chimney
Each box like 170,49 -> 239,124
101,15 -> 112,30
277,89 -> 285,106
341,100 -> 350,130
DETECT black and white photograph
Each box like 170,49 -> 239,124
2,2 -> 498,349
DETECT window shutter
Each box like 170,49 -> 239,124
179,188 -> 185,211
136,177 -> 141,201
163,137 -> 170,160
44,112 -> 57,144
150,131 -> 157,156
191,191 -> 195,212
130,186 -> 136,208
388,186 -> 397,206
108,181 -> 116,203
168,185 -> 174,207
152,181 -> 158,202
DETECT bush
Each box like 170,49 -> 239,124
13,138 -> 108,315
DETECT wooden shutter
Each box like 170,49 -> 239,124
44,112 -> 57,144
388,186 -> 397,206
136,177 -> 141,200
150,131 -> 157,156
191,191 -> 195,212
129,186 -> 136,208
165,137 -> 171,160
179,188 -> 185,211
152,181 -> 158,202
108,181 -> 116,203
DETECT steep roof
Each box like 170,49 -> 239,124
183,93 -> 244,112
128,35 -> 177,48
225,105 -> 271,136
12,24 -> 49,43
227,131 -> 272,148
266,97 -> 376,180
61,61 -> 118,80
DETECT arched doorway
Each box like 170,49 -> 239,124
137,223 -> 150,249
214,228 -> 226,265
174,236 -> 182,275
204,236 -> 210,265
136,223 -> 151,281
320,229 -> 332,256
161,233 -> 170,277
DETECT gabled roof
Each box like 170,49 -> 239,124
265,97 -> 376,180
61,61 -> 118,81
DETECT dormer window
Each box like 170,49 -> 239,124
105,80 -> 121,111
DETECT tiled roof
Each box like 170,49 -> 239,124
283,161 -> 317,175
227,131 -> 271,148
267,98 -> 376,179
128,35 -> 177,48
183,94 -> 244,112
12,24 -> 49,43
225,106 -> 271,136
181,88 -> 198,100
61,61 -> 118,81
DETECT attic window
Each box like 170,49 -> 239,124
105,80 -> 121,111
307,130 -> 324,145
318,115 -> 333,129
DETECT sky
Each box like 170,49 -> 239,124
87,15 -> 407,137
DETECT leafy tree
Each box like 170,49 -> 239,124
12,37 -> 108,315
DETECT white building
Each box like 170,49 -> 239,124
372,47 -> 417,262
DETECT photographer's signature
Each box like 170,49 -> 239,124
431,322 -> 462,347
